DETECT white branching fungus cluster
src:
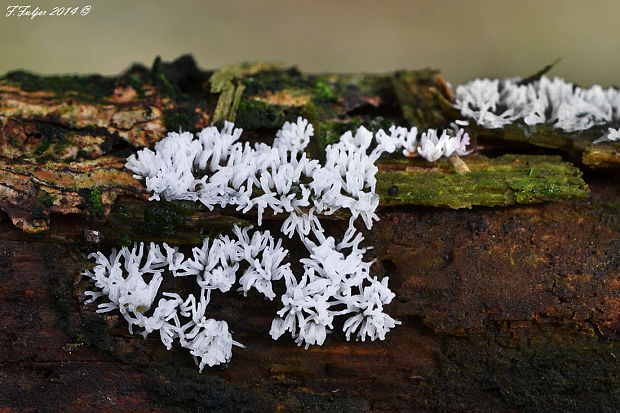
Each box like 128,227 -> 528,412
454,76 -> 620,136
126,118 -> 471,228
593,127 -> 620,144
83,227 -> 288,371
85,117 -> 472,370
414,128 -> 472,162
270,219 -> 399,348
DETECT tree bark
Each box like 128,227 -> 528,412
0,55 -> 618,412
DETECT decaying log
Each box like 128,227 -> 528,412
0,56 -> 618,412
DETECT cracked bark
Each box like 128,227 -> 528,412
0,56 -> 618,412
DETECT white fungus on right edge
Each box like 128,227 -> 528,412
594,127 -> 620,143
454,75 -> 620,135
85,117 -> 473,371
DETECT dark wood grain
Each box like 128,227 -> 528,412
0,56 -> 618,412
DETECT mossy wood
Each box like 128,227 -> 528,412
0,56 -> 594,233
0,56 -> 618,412
377,154 -> 588,209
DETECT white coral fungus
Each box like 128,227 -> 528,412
454,76 -> 620,134
126,118 -> 470,226
593,127 -> 620,144
83,227 -> 298,371
86,117 -> 468,370
83,229 -> 285,371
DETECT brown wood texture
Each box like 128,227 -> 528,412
0,56 -> 618,412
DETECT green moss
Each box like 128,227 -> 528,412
120,233 -> 133,247
298,101 -> 336,159
148,57 -> 175,98
325,73 -> 394,98
313,79 -> 336,100
33,123 -> 69,157
75,332 -> 90,345
105,198 -> 250,246
3,70 -> 117,101
116,205 -> 130,221
210,62 -> 286,124
154,72 -> 175,97
163,109 -> 199,132
298,99 -> 319,123
235,99 -> 285,130
77,188 -> 105,219
35,190 -> 56,208
581,141 -> 620,168
89,188 -> 104,218
602,201 -> 620,212
377,154 -> 589,208
171,200 -> 200,216
321,126 -> 344,147
390,69 -> 451,129
241,67 -> 310,96
474,124 -> 620,168
142,203 -> 184,237
35,139 -> 52,155
366,116 -> 394,134
125,73 -> 145,96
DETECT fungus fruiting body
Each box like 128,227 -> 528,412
593,127 -> 620,143
84,117 -> 473,370
454,75 -> 620,139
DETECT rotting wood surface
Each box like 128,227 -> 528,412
0,56 -> 618,412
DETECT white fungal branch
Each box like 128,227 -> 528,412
126,117 -> 471,229
126,118 -> 320,224
83,227 -> 287,371
454,75 -> 620,134
270,217 -> 400,348
86,116 -> 468,370
233,225 -> 293,300
594,127 -> 620,144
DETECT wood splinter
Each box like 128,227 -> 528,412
449,153 -> 470,173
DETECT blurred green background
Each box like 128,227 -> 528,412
2,0 -> 619,86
